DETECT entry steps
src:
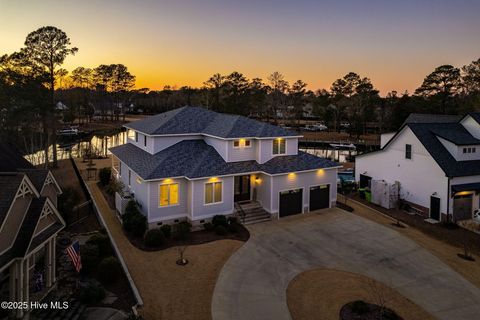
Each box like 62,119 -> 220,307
235,201 -> 272,225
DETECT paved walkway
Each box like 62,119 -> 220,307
212,208 -> 480,320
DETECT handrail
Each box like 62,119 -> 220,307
234,202 -> 247,224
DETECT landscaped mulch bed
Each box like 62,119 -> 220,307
126,225 -> 250,252
340,301 -> 402,320
97,182 -> 116,210
350,194 -> 480,255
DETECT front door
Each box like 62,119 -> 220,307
234,175 -> 250,202
430,196 -> 440,220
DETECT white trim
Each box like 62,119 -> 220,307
148,213 -> 189,224
204,180 -> 223,205
307,183 -> 332,211
233,139 -> 252,149
272,138 -> 287,156
157,182 -> 180,208
123,125 -> 303,140
278,187 -> 305,218
40,171 -> 63,195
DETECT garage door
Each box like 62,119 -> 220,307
309,185 -> 330,211
453,194 -> 473,221
279,189 -> 303,217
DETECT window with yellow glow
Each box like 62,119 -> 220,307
273,139 -> 286,155
205,181 -> 222,204
159,183 -> 179,207
233,139 -> 251,148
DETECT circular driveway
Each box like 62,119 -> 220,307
212,208 -> 480,320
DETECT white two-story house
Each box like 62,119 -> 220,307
110,106 -> 341,227
356,113 -> 480,222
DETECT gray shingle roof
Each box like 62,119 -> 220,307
0,173 -> 24,226
124,106 -> 299,138
18,169 -> 49,191
408,123 -> 480,177
403,113 -> 462,125
110,140 -> 339,180
429,123 -> 480,145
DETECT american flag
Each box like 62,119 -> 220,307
66,241 -> 82,273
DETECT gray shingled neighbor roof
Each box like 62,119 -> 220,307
110,140 -> 339,180
124,106 -> 299,138
0,173 -> 24,226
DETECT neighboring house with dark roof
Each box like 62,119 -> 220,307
0,143 -> 65,319
355,112 -> 480,222
110,106 -> 341,226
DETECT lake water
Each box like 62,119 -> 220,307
26,131 -> 355,165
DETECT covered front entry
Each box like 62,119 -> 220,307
279,189 -> 303,217
234,175 -> 251,202
309,185 -> 330,211
453,194 -> 473,221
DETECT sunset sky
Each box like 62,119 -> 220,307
1,0 -> 480,95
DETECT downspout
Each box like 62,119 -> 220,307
446,176 -> 451,222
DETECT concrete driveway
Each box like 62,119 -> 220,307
212,208 -> 480,320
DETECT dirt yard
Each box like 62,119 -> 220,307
340,195 -> 480,290
287,268 -> 433,320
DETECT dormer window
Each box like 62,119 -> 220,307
233,139 -> 251,148
273,138 -> 286,155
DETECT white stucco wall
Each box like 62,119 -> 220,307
355,126 -> 449,215
253,173 -> 272,212
190,176 -> 234,220
227,140 -> 257,162
204,136 -> 228,160
270,168 -> 338,214
127,132 -> 154,154
380,132 -> 396,148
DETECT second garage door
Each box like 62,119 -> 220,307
279,189 -> 303,217
309,185 -> 330,211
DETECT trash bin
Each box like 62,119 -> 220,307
359,188 -> 365,199
365,190 -> 372,202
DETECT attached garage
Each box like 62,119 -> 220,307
309,184 -> 330,211
279,189 -> 303,217
453,194 -> 473,221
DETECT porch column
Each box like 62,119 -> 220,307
9,262 -> 17,302
22,259 -> 29,310
45,239 -> 52,288
16,260 -> 24,319
52,236 -> 57,283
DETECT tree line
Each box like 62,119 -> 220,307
1,25 -> 480,167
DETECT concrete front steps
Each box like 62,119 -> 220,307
235,201 -> 272,225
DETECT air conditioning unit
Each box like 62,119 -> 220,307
115,192 -> 133,215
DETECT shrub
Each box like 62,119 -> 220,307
81,243 -> 100,274
129,214 -> 148,237
124,200 -> 139,217
215,225 -> 227,236
227,222 -> 239,233
203,222 -> 214,232
212,215 -> 227,227
227,216 -> 238,225
160,224 -> 172,238
144,228 -> 166,247
351,300 -> 369,315
98,167 -> 111,186
86,233 -> 111,258
98,256 -> 122,284
80,284 -> 106,304
173,221 -> 192,240
57,187 -> 80,218
105,179 -> 124,195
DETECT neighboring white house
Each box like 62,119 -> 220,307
355,113 -> 480,222
110,106 -> 341,227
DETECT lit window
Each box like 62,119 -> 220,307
136,176 -> 142,184
205,181 -> 222,204
405,144 -> 412,159
273,139 -> 286,155
234,139 -> 251,148
159,183 -> 179,206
